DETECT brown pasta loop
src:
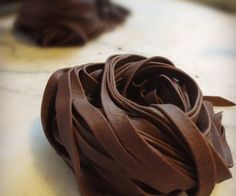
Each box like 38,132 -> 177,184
41,54 -> 233,196
15,0 -> 129,46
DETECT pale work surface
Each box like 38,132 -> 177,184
0,0 -> 236,195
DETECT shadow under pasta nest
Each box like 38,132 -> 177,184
30,118 -> 80,196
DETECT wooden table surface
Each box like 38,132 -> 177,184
0,0 -> 235,195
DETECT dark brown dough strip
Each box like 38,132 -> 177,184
204,96 -> 236,107
41,54 -> 233,196
14,0 -> 129,46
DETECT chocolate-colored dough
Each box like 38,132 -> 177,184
41,54 -> 233,196
14,0 -> 129,46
